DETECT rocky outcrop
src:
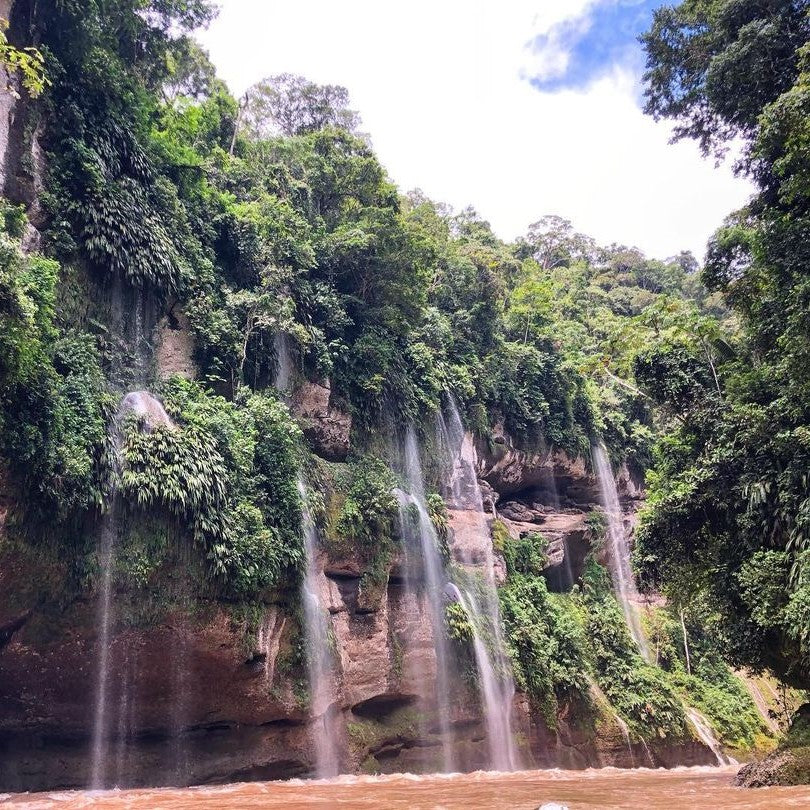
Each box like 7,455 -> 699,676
735,748 -> 810,787
292,380 -> 352,462
736,704 -> 810,787
476,424 -> 643,503
476,430 -> 590,500
156,305 -> 196,381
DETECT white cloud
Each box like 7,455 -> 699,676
197,0 -> 753,260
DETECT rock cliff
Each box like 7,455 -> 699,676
0,416 -> 715,792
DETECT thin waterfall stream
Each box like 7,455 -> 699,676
89,392 -> 175,789
89,488 -> 119,790
686,708 -> 738,767
274,335 -> 340,777
396,427 -> 456,773
436,396 -> 518,772
297,480 -> 340,778
592,441 -> 732,768
591,442 -> 650,660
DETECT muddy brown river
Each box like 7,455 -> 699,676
2,767 -> 808,809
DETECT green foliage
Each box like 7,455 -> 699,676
491,518 -> 510,553
0,222 -> 113,521
332,456 -> 398,604
425,492 -> 450,563
499,574 -> 589,723
641,0 -> 809,160
0,18 -> 47,99
444,600 -> 474,644
498,553 -> 763,744
335,456 -> 397,548
583,592 -> 687,739
241,73 -> 360,138
502,531 -> 549,577
119,378 -> 304,598
637,1 -> 810,690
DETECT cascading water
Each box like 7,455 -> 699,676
613,712 -> 635,766
89,489 -> 119,789
686,708 -> 737,767
273,333 -> 292,393
89,392 -> 175,789
591,442 -> 649,660
271,335 -> 339,777
436,396 -> 518,772
446,583 -> 517,772
395,428 -> 456,772
297,480 -> 340,779
592,443 -> 734,767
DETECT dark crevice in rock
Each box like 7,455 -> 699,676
258,717 -> 306,729
204,759 -> 309,785
352,693 -> 416,719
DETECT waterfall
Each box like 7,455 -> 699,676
89,496 -> 118,790
89,392 -> 174,789
271,337 -> 339,777
447,584 -> 517,772
297,480 -> 340,778
591,442 -> 649,660
396,427 -> 456,772
592,443 -> 734,767
613,712 -> 635,766
686,708 -> 737,767
436,396 -> 518,772
273,333 -> 292,393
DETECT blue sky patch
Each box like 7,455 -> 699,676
528,0 -> 662,92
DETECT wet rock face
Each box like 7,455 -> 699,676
736,704 -> 810,787
0,520 -> 710,791
293,380 -> 352,462
119,391 -> 175,430
0,421 -> 700,792
735,748 -> 810,787
475,428 -> 591,501
156,305 -> 196,381
0,596 -> 312,791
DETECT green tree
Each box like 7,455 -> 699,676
637,0 -> 810,689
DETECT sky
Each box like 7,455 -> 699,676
197,0 -> 753,260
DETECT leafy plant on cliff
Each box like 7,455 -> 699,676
119,377 -> 304,597
499,573 -> 588,724
502,531 -> 549,577
0,220 -> 112,523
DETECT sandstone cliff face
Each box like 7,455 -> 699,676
292,380 -> 352,462
0,415 -> 716,792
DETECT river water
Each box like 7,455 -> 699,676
2,767 -> 808,809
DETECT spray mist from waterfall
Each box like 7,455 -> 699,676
436,395 -> 518,772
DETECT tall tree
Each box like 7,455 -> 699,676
241,73 -> 361,138
636,0 -> 810,688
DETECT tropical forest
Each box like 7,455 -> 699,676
0,0 -> 808,806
